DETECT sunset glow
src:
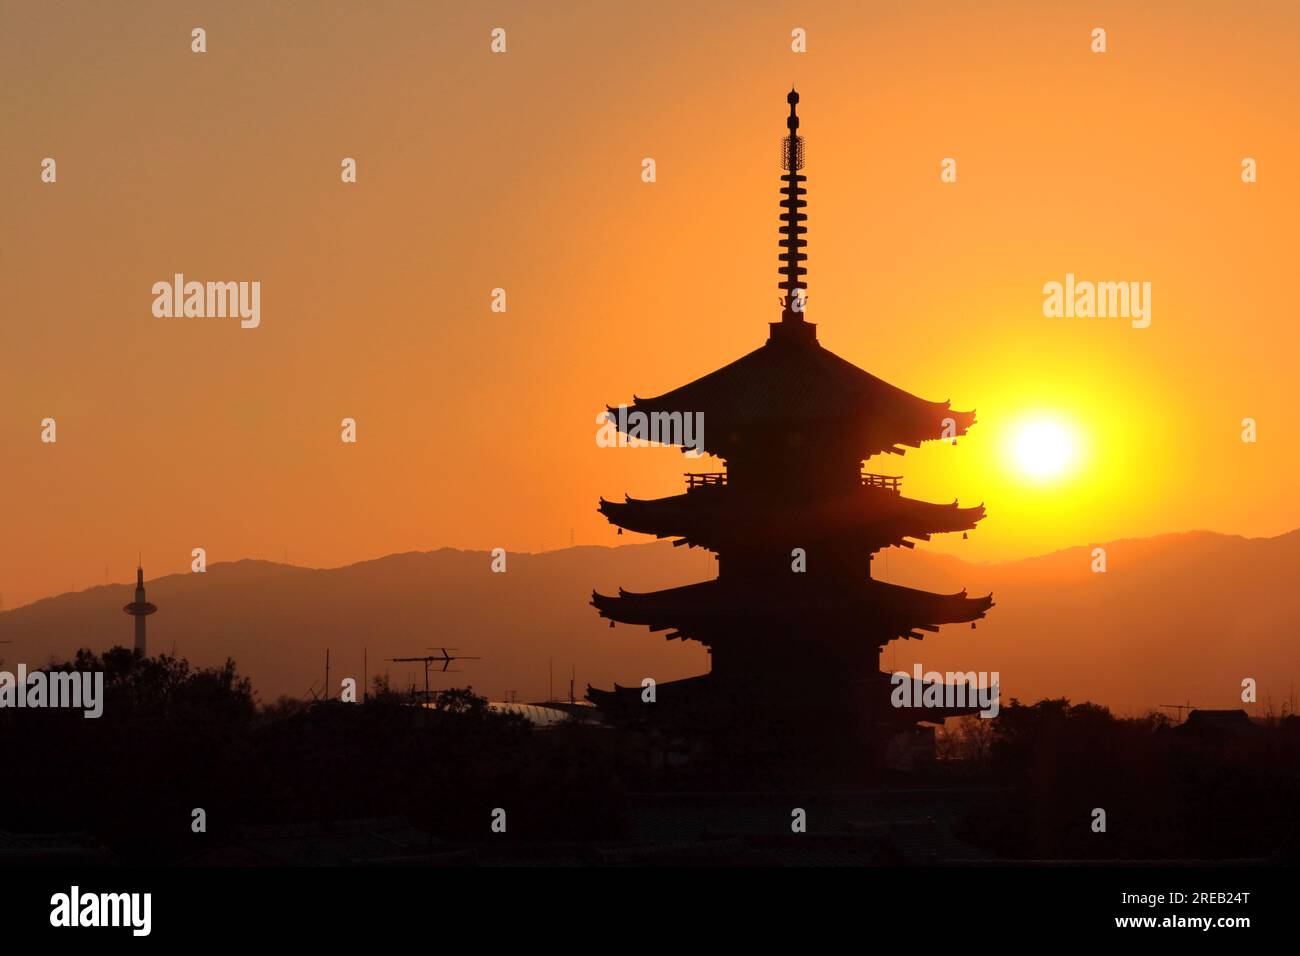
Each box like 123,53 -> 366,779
1009,418 -> 1079,482
1,1 -> 1298,903
2,2 -> 1297,611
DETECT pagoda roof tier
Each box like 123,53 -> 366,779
608,335 -> 975,458
586,674 -> 713,712
598,483 -> 984,552
591,578 -> 993,643
586,672 -> 986,723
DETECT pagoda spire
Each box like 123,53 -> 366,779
589,91 -> 990,758
775,88 -> 815,342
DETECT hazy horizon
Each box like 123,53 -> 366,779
5,527 -> 1298,717
7,523 -> 1297,610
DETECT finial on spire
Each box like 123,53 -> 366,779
774,88 -> 814,341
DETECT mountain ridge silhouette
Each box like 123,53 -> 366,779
3,529 -> 1297,714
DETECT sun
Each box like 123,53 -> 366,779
1009,418 -> 1078,481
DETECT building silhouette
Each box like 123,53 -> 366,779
122,565 -> 156,656
588,90 -> 993,754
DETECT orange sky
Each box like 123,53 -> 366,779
3,0 -> 1298,608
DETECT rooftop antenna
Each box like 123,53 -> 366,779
570,665 -> 575,705
1159,701 -> 1195,722
424,647 -> 482,671
387,648 -> 482,704
324,649 -> 331,701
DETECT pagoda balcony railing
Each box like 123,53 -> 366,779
684,472 -> 728,490
684,471 -> 902,492
860,471 -> 902,492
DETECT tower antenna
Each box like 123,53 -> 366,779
122,562 -> 157,656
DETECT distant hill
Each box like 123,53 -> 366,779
2,530 -> 1297,714
881,529 -> 1300,714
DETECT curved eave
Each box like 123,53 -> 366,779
602,339 -> 978,453
598,492 -> 986,544
591,580 -> 994,632
586,674 -> 713,709
885,406 -> 977,450
884,674 -> 1000,722
604,400 -> 978,455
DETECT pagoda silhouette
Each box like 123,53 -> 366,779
589,90 -> 993,758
